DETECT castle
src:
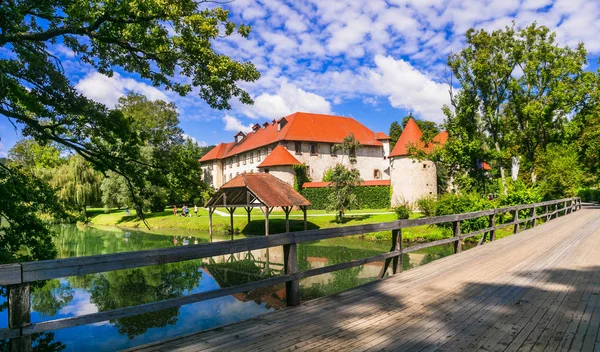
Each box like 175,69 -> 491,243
199,112 -> 446,205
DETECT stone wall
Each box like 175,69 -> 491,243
390,156 -> 437,206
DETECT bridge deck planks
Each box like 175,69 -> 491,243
128,208 -> 600,352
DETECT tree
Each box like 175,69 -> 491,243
0,1 -> 259,264
445,23 -> 587,193
51,155 -> 102,218
537,144 -> 584,199
328,134 -> 363,221
8,139 -> 64,174
326,164 -> 362,222
389,121 -> 403,150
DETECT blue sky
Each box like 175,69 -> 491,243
1,0 -> 600,155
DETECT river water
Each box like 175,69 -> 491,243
0,224 -> 458,351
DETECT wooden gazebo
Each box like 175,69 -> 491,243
205,173 -> 312,236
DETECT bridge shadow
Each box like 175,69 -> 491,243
274,266 -> 600,351
240,219 -> 320,235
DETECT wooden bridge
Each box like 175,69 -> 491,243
3,198 -> 599,351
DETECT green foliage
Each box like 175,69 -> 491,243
332,134 -> 361,164
393,203 -> 412,220
322,167 -> 334,182
0,1 -> 258,263
326,164 -> 362,221
51,155 -> 102,218
8,139 -> 65,174
0,165 -> 65,263
293,164 -> 310,191
434,193 -> 495,234
577,188 -> 600,202
302,186 -> 391,210
443,23 -> 588,193
497,179 -> 543,206
389,121 -> 403,150
416,196 -> 437,217
537,144 -> 584,199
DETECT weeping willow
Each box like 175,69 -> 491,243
51,155 -> 102,218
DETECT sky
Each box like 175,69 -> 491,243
2,0 -> 600,156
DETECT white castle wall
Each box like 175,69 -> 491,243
390,156 -> 437,206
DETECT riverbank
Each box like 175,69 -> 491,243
88,207 -> 453,243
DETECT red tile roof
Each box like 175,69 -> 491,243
388,118 -> 448,157
200,112 -> 383,163
302,180 -> 391,188
208,173 -> 311,207
199,142 -> 232,162
375,132 -> 391,140
389,118 -> 424,157
257,145 -> 301,168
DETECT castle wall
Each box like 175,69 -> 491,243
390,156 -> 437,206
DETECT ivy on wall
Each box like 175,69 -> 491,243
293,164 -> 310,191
301,185 -> 391,209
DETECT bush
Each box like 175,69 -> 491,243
578,188 -> 600,202
434,193 -> 495,234
301,185 -> 391,210
394,203 -> 411,220
416,196 -> 436,217
498,179 -> 542,206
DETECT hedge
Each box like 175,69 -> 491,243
578,188 -> 600,202
301,185 -> 391,210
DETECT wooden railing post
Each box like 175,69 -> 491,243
453,221 -> 462,253
563,201 -> 567,216
489,213 -> 496,241
379,229 -> 402,278
513,209 -> 520,234
283,243 -> 300,306
545,205 -> 549,222
9,284 -> 32,352
532,206 -> 537,227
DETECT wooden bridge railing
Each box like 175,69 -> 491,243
0,197 -> 581,351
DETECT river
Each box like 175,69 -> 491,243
0,224 -> 458,351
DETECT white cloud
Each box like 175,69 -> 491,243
75,72 -> 169,108
183,134 -> 208,147
368,55 -> 451,123
223,115 -> 253,133
242,82 -> 332,119
52,44 -> 76,58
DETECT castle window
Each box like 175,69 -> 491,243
295,142 -> 302,155
243,153 -> 246,165
229,173 -> 232,181
264,168 -> 270,174
250,151 -> 254,163
306,166 -> 310,176
422,164 -> 427,169
236,156 -> 240,167
374,169 -> 381,179
309,143 -> 318,155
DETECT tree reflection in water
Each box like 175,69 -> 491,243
83,261 -> 203,339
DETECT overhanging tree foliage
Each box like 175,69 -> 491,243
0,1 -> 259,263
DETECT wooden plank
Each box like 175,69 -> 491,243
0,263 -> 21,285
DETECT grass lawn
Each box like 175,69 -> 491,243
88,207 -> 522,244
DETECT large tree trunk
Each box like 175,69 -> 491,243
495,142 -> 508,196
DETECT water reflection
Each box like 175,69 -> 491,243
1,224 -> 459,351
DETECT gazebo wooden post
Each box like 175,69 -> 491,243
261,206 -> 273,236
244,207 -> 252,225
208,207 -> 216,240
301,206 -> 308,231
283,206 -> 292,232
226,207 -> 236,235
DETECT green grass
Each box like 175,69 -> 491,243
89,207 -> 448,243
88,207 -> 528,245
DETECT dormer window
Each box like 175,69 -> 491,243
277,117 -> 287,131
262,122 -> 269,129
235,131 -> 245,143
252,124 -> 260,132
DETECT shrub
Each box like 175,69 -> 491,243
301,185 -> 391,209
394,203 -> 411,220
578,188 -> 600,202
416,196 -> 436,217
434,193 -> 495,234
498,179 -> 542,206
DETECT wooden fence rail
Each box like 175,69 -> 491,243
0,197 -> 582,350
